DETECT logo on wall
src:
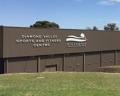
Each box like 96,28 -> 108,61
66,33 -> 87,48
66,33 -> 87,42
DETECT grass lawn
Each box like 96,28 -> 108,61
0,72 -> 120,96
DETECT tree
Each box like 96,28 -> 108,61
86,26 -> 98,31
104,23 -> 119,31
30,21 -> 59,29
93,26 -> 98,31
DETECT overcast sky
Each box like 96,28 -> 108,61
0,0 -> 120,29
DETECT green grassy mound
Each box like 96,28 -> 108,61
0,72 -> 120,96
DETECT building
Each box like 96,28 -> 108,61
0,26 -> 120,73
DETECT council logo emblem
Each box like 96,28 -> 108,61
66,33 -> 87,42
66,33 -> 87,47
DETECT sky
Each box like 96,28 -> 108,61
0,0 -> 120,29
